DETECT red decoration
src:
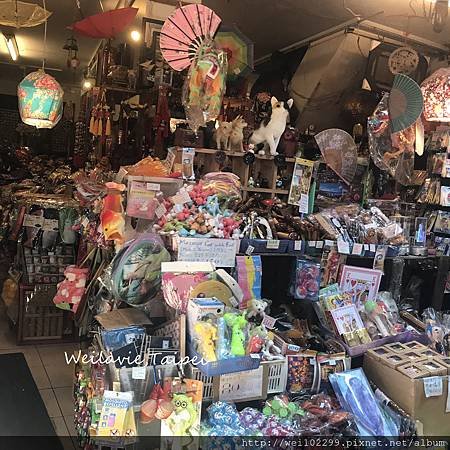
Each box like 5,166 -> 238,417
68,7 -> 138,39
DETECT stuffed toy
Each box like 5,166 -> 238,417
246,298 -> 269,324
249,96 -> 293,155
53,265 -> 89,312
262,339 -> 284,361
215,120 -> 233,150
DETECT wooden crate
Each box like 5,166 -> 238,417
17,284 -> 69,344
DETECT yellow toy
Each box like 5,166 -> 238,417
194,322 -> 217,362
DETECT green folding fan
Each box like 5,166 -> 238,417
388,74 -> 423,133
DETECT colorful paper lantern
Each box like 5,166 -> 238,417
421,68 -> 450,122
18,70 -> 64,129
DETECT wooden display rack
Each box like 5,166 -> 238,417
173,147 -> 295,200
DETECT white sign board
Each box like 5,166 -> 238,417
177,238 -> 237,267
219,366 -> 263,401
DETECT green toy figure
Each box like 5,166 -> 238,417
223,312 -> 247,356
167,393 -> 198,437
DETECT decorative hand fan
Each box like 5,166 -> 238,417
314,129 -> 358,185
388,74 -> 423,133
160,4 -> 222,71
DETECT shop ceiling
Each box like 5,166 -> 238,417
0,0 -> 449,91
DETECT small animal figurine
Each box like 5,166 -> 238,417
248,176 -> 255,187
228,115 -> 248,152
215,120 -> 233,150
249,96 -> 294,155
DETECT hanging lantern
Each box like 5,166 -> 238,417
18,70 -> 64,129
63,35 -> 79,69
421,67 -> 450,122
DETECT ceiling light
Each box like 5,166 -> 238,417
3,33 -> 19,61
130,30 -> 141,42
83,79 -> 93,90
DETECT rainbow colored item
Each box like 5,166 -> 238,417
18,70 -> 64,129
236,256 -> 262,309
215,25 -> 254,79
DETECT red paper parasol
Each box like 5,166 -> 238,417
68,7 -> 138,39
160,4 -> 221,71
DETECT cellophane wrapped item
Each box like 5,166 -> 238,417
202,172 -> 241,199
182,39 -> 227,132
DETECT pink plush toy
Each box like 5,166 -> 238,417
53,266 -> 89,312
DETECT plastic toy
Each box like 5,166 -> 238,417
194,322 -> 218,361
263,395 -> 304,420
53,265 -> 89,312
216,317 -> 229,360
167,393 -> 198,436
261,339 -> 284,361
100,182 -> 126,248
223,312 -> 247,356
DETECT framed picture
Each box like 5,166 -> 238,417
330,305 -> 365,335
339,265 -> 382,307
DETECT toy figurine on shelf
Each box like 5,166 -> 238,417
228,115 -> 248,153
248,176 -> 255,188
194,322 -> 217,361
249,96 -> 294,155
215,120 -> 233,150
223,312 -> 247,356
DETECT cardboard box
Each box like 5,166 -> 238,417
400,350 -> 423,362
366,346 -> 391,361
397,362 -> 430,379
416,347 -> 441,358
439,357 -> 450,374
364,352 -> 450,435
385,342 -> 408,353
381,352 -> 408,369
403,341 -> 427,351
417,358 -> 448,377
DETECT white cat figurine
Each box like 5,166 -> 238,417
250,96 -> 293,155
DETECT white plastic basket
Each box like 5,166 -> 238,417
187,357 -> 288,402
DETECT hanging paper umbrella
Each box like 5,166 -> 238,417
0,0 -> 51,27
18,70 -> 64,129
388,74 -> 423,133
315,129 -> 358,185
214,25 -> 254,79
159,4 -> 222,71
68,7 -> 138,39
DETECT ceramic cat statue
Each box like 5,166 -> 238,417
249,96 -> 293,155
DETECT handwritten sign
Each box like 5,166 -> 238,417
177,238 -> 237,267
219,366 -> 263,401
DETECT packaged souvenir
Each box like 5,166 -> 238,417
287,353 -> 318,393
329,368 -> 398,436
235,256 -> 262,309
126,181 -> 161,220
291,259 -> 321,301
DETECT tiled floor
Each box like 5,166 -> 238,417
0,307 -> 79,449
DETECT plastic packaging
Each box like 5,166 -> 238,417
182,39 -> 227,132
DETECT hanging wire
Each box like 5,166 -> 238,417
42,0 -> 48,70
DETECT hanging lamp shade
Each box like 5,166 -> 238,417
421,68 -> 450,122
18,70 -> 64,129
0,0 -> 52,27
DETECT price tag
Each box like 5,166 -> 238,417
352,243 -> 363,255
364,244 -> 370,250
262,315 -> 277,330
146,183 -> 160,191
423,376 -> 443,398
23,214 -> 44,228
229,296 -> 239,308
316,241 -> 324,249
42,218 -> 59,232
250,353 -> 261,359
328,359 -> 336,366
308,241 -> 316,248
337,238 -> 350,254
369,244 -> 377,252
266,240 -> 280,250
245,245 -> 254,255
132,366 -> 146,380
155,203 -> 167,218
294,240 -> 302,251
324,240 -> 335,248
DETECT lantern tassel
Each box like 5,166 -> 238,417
105,117 -> 111,136
89,115 -> 96,134
97,118 -> 103,136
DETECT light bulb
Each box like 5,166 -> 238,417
83,80 -> 92,90
130,30 -> 141,42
